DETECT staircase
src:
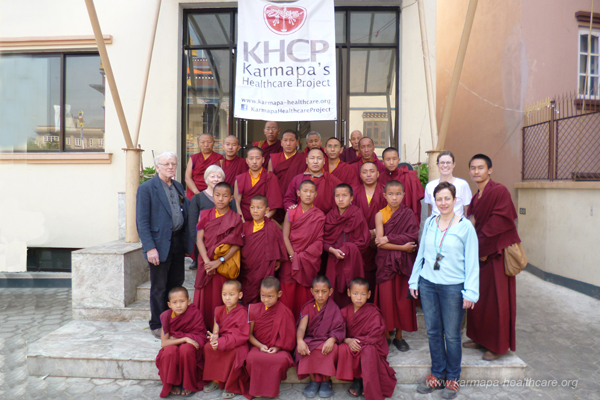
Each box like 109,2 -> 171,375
28,257 -> 527,384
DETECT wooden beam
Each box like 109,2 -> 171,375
0,35 -> 112,48
417,0 -> 438,151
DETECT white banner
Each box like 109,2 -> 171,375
234,0 -> 337,121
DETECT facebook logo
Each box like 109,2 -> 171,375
241,104 -> 247,111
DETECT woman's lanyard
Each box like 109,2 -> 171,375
433,214 -> 455,270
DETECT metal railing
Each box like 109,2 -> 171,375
523,92 -> 600,181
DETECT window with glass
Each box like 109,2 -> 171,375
0,53 -> 105,152
578,30 -> 600,98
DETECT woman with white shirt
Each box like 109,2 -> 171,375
409,181 -> 479,399
424,151 -> 472,217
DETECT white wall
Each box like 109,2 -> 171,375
0,0 -> 433,271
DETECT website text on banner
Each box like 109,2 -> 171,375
234,0 -> 337,121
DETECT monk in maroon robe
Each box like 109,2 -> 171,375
283,148 -> 342,215
203,282 -> 250,396
240,196 -> 288,305
336,279 -> 397,400
296,278 -> 345,387
185,133 -> 224,199
245,277 -> 296,399
156,288 -> 207,397
194,183 -> 243,329
353,162 -> 387,292
234,147 -> 282,222
326,137 -> 360,189
378,147 -> 425,224
374,182 -> 419,349
466,155 -> 520,360
324,185 -> 369,308
281,181 -> 326,318
339,130 -> 362,163
303,131 -> 328,161
348,137 -> 384,177
221,135 -> 248,186
252,121 -> 283,163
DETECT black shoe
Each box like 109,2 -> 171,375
393,338 -> 410,352
417,374 -> 444,394
303,381 -> 320,398
189,260 -> 197,270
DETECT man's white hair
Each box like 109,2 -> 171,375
306,131 -> 321,140
204,165 -> 225,182
154,151 -> 178,166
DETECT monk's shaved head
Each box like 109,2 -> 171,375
359,137 -> 374,146
349,277 -> 369,291
307,147 -> 325,158
261,276 -> 281,292
199,133 -> 214,141
384,180 -> 404,192
247,146 -> 264,157
469,153 -> 492,168
312,275 -> 331,289
360,161 -> 378,172
299,180 -> 317,191
224,135 -> 239,144
214,182 -> 233,195
251,194 -> 268,207
382,147 -> 399,159
223,279 -> 242,292
168,286 -> 189,300
335,183 -> 353,196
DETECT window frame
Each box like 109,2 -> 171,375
577,28 -> 600,99
0,51 -> 104,153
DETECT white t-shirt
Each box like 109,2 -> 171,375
424,177 -> 473,217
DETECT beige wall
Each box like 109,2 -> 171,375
516,183 -> 600,287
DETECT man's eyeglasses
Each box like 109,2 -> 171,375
434,254 -> 443,270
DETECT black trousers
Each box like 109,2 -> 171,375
148,229 -> 185,330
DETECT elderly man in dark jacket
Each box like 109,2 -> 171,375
136,151 -> 189,338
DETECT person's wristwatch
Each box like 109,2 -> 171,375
219,256 -> 225,264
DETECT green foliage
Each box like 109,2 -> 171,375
415,163 -> 429,189
140,166 -> 156,184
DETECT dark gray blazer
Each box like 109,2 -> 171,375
136,175 -> 189,262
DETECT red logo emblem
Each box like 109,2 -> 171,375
263,5 -> 307,35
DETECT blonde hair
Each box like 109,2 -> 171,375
204,165 -> 225,183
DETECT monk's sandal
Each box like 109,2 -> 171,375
442,380 -> 459,399
417,374 -> 445,394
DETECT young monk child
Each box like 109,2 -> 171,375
202,280 -> 250,398
194,182 -> 244,330
240,195 -> 288,305
296,276 -> 346,399
323,184 -> 370,308
156,287 -> 207,398
280,180 -> 326,318
336,278 -> 397,400
374,180 -> 419,352
245,277 -> 296,399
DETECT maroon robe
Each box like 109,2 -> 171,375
193,208 -> 244,329
222,156 -> 249,186
271,151 -> 307,193
378,165 -> 425,224
283,172 -> 342,215
245,301 -> 296,399
236,168 -> 283,221
203,305 -> 250,395
253,139 -> 282,163
329,159 -> 361,189
323,205 -> 370,308
296,299 -> 346,381
279,206 -> 325,318
240,218 -> 288,305
156,305 -> 207,397
352,183 -> 387,291
336,303 -> 397,400
340,147 -> 360,163
374,205 -> 419,332
467,180 -> 520,355
187,152 -> 224,199
348,154 -> 384,177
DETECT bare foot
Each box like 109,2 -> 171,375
181,389 -> 192,396
171,386 -> 181,395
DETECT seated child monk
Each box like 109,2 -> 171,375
240,195 -> 288,305
296,276 -> 346,399
280,180 -> 326,318
194,182 -> 244,330
323,184 -> 370,308
245,277 -> 296,399
336,278 -> 397,400
374,180 -> 419,352
156,287 -> 207,398
203,280 -> 250,398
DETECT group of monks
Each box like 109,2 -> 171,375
157,121 -> 518,399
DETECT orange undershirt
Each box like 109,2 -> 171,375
380,205 -> 393,224
250,169 -> 262,187
253,220 -> 265,232
285,151 -> 297,159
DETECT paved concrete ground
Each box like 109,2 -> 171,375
1,271 -> 599,400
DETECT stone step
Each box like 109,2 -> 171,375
28,320 -> 527,384
73,299 -> 152,322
